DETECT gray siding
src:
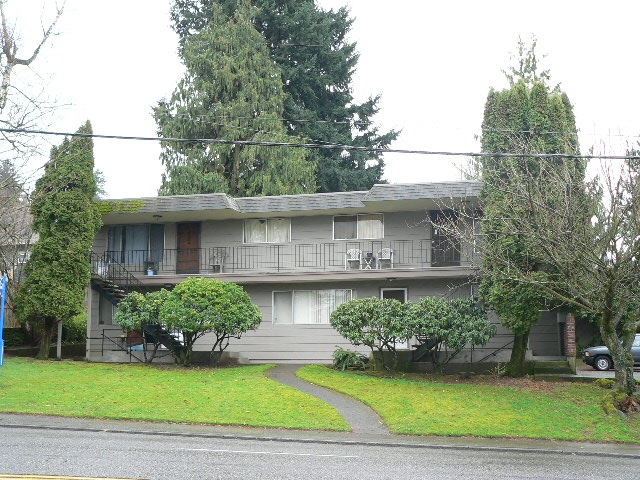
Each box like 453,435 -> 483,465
88,182 -> 567,365
201,219 -> 242,247
193,279 -> 475,364
94,227 -> 108,255
529,312 -> 563,356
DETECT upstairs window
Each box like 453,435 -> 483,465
107,224 -> 164,264
13,251 -> 29,282
17,251 -> 29,264
244,218 -> 290,243
333,214 -> 383,240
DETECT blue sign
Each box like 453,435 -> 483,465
0,275 -> 7,367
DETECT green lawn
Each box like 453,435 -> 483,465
298,365 -> 640,443
0,358 -> 349,431
1,358 -> 638,443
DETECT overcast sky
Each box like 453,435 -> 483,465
9,0 -> 640,198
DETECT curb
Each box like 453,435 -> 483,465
1,417 -> 639,460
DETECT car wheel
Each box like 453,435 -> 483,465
594,356 -> 612,371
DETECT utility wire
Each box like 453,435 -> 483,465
153,111 -> 640,139
2,127 -> 640,160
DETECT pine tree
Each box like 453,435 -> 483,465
155,1 -> 315,197
168,0 -> 398,193
15,121 -> 102,359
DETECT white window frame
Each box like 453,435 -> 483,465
272,289 -> 353,325
333,214 -> 384,240
380,287 -> 407,302
380,288 -> 409,349
243,218 -> 291,244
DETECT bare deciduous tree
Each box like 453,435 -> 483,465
0,159 -> 35,327
0,0 -> 65,332
440,157 -> 639,398
1,0 -> 65,145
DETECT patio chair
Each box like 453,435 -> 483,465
211,248 -> 226,273
377,247 -> 393,269
345,248 -> 363,270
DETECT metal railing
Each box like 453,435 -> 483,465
476,335 -> 515,363
102,239 -> 470,275
96,327 -> 145,363
91,252 -> 142,291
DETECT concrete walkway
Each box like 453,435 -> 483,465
266,364 -> 389,435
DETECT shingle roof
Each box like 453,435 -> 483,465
235,190 -> 366,213
99,181 -> 482,217
108,193 -> 237,213
363,181 -> 482,203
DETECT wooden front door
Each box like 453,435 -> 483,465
177,223 -> 200,274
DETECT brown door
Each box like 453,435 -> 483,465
177,223 -> 200,274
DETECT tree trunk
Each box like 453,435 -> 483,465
231,146 -> 240,196
210,349 -> 223,366
372,346 -> 384,371
35,317 -> 57,360
602,330 -> 638,397
505,330 -> 530,377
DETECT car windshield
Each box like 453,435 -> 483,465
634,335 -> 640,348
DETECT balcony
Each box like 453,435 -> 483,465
101,238 -> 470,277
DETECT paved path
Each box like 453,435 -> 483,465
266,364 -> 389,435
575,361 -> 640,379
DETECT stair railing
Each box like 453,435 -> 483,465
98,327 -> 145,363
91,251 -> 143,298
476,336 -> 514,363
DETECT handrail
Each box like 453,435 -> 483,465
97,327 -> 145,363
476,337 -> 514,363
91,252 -> 142,298
101,238 -> 474,276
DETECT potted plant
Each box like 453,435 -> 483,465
144,261 -> 157,276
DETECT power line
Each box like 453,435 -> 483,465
153,111 -> 640,139
2,127 -> 640,160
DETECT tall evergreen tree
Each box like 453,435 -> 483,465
155,0 -> 315,196
15,121 -> 102,359
479,40 -> 584,376
169,0 -> 398,193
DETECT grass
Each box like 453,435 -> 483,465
1,358 -> 638,443
0,358 -> 349,431
297,365 -> 640,444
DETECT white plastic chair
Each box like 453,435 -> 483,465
345,248 -> 362,270
211,248 -> 226,273
377,248 -> 393,269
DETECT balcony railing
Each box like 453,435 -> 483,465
104,239 -> 470,276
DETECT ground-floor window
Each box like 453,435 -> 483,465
99,295 -> 114,325
380,287 -> 407,302
273,289 -> 352,325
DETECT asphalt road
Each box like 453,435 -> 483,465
0,415 -> 638,480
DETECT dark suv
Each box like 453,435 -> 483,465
582,334 -> 640,371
